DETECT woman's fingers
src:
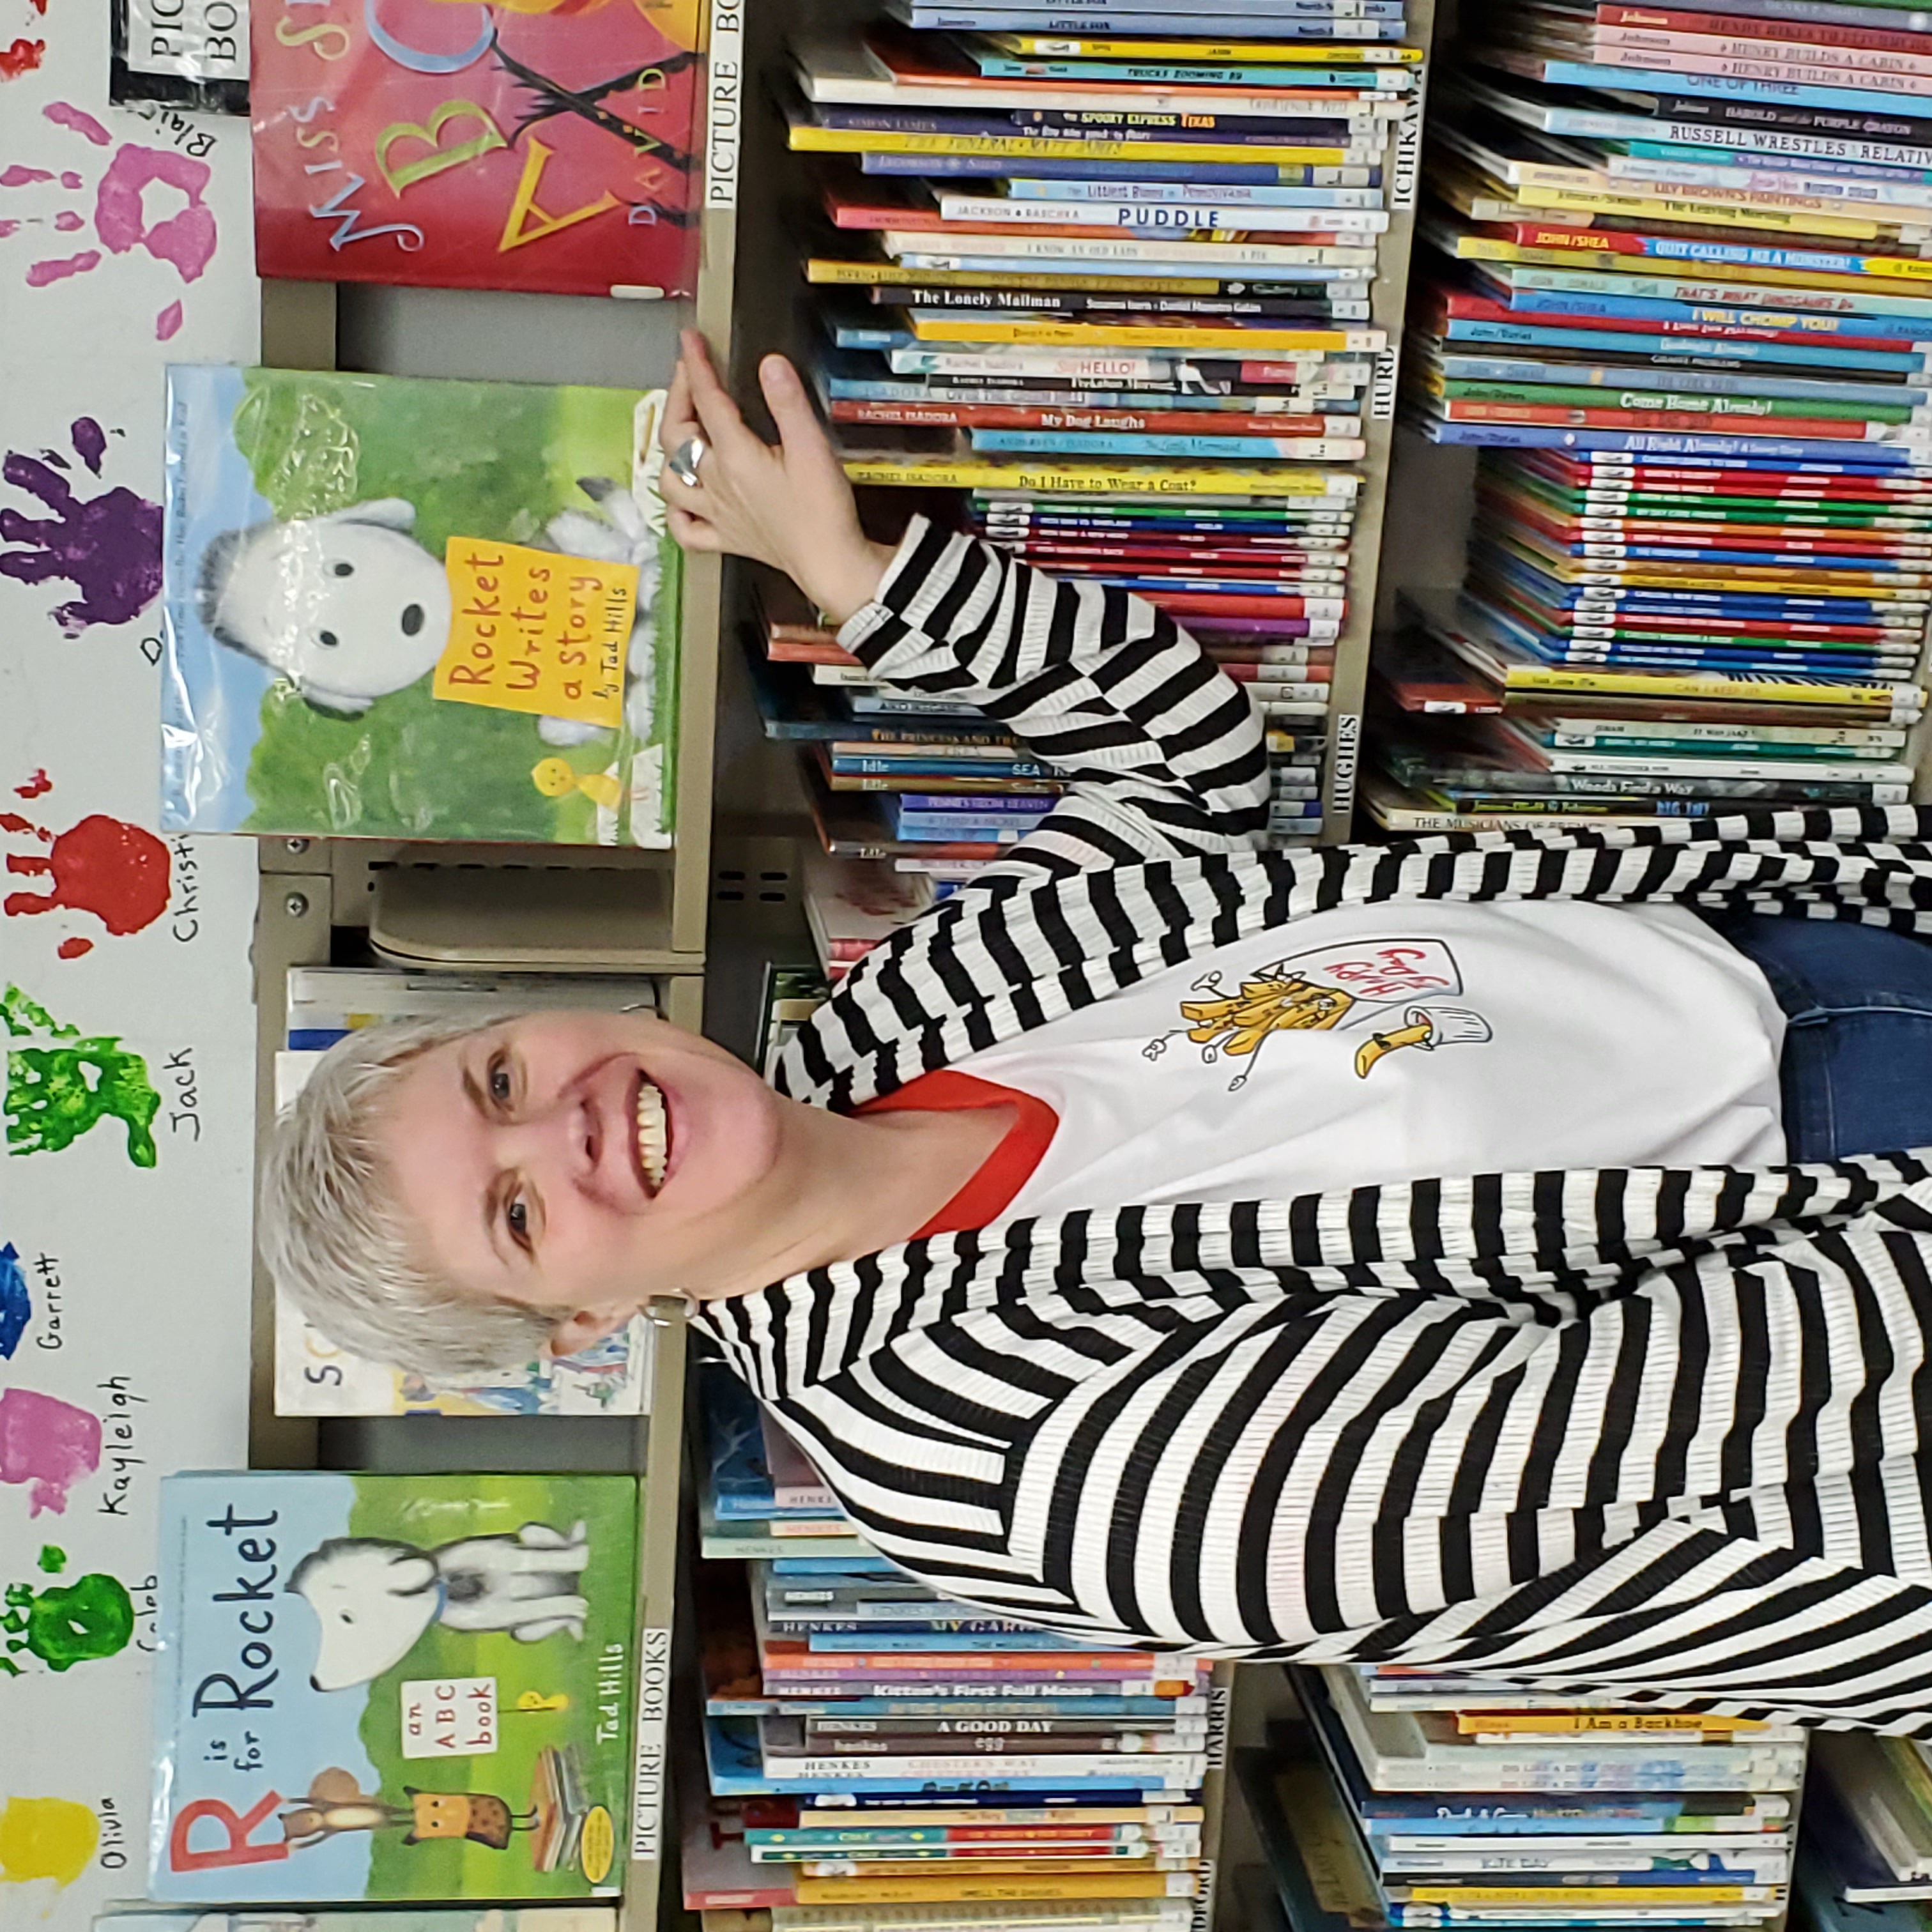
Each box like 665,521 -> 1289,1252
760,354 -> 828,461
664,503 -> 721,551
679,328 -> 762,459
661,357 -> 696,455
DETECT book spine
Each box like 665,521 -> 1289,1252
790,1872 -> 1200,1903
1584,34 -> 1932,86
1531,54 -> 1932,112
933,196 -> 1391,231
969,429 -> 1367,456
1597,22 -> 1932,73
1597,2 -> 1932,53
1441,401 -> 1903,435
792,127 -> 1383,165
886,233 -> 1382,268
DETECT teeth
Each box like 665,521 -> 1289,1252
635,1080 -> 668,1191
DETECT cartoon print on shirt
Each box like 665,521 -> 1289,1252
1143,937 -> 1494,1090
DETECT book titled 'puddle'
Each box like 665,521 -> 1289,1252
149,1472 -> 639,1900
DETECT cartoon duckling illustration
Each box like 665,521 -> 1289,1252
532,758 -> 624,814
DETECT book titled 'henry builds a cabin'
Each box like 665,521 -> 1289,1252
148,1473 -> 639,1901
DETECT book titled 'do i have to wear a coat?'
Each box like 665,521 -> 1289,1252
249,0 -> 703,296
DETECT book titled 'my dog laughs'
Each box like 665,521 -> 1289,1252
149,1473 -> 639,1900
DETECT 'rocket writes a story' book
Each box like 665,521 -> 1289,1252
249,0 -> 701,295
160,365 -> 681,843
149,1472 -> 640,1900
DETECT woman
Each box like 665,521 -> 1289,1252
264,331 -> 1932,1724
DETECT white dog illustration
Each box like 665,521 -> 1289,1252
195,479 -> 662,739
288,1519 -> 592,1692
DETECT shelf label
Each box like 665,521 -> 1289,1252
704,0 -> 743,212
630,1623 -> 673,1861
1330,712 -> 1363,827
1371,347 -> 1399,422
1392,105 -> 1422,212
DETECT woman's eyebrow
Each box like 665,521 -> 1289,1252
459,1059 -> 488,1118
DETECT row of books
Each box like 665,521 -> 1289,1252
686,1362 -> 1216,1932
1383,0 -> 1931,831
1241,1664 -> 1804,1932
765,0 -> 1432,873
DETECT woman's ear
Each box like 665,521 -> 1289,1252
548,1307 -> 636,1360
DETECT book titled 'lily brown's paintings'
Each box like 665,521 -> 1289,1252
249,0 -> 703,296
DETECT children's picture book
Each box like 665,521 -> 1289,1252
249,0 -> 702,295
160,367 -> 681,845
149,1473 -> 640,1900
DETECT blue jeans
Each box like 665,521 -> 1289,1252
1706,912 -> 1932,1162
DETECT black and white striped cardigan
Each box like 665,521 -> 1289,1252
696,517 -> 1932,1728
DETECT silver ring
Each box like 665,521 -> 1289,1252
666,436 -> 706,488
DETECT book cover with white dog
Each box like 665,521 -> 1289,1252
148,1472 -> 638,1899
159,366 -> 680,845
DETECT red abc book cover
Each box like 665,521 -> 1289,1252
250,0 -> 703,296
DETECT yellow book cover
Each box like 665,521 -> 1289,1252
1449,234 -> 1932,298
1468,180 -> 1899,245
981,32 -> 1424,61
1512,180 -> 1927,245
1499,666 -> 1920,709
1400,1888 -> 1768,1906
788,125 -> 1381,167
907,314 -> 1384,353
792,1873 -> 1197,1903
840,456 -> 1363,496
806,259 -> 1227,294
1453,1712 -> 1771,1735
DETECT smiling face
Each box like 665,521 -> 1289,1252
373,1012 -> 792,1347
213,516 -> 452,709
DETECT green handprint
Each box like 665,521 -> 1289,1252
3,985 -> 160,1167
0,1565 -> 134,1676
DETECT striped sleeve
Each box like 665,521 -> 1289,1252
695,1157 -> 1932,1727
836,515 -> 1271,875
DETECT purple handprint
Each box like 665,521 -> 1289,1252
0,418 -> 160,638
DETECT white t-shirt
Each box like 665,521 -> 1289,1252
948,901 -> 1786,1218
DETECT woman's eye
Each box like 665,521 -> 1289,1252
489,1054 -> 512,1105
507,1196 -> 530,1244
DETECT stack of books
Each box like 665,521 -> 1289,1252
781,1 -> 1431,855
684,1373 -> 1214,1932
1381,0 -> 1932,829
1364,581 -> 1924,829
1795,1730 -> 1932,1917
753,587 -> 1065,884
699,1361 -> 877,1564
1238,1666 -> 1802,1932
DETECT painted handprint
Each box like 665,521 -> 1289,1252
1,984 -> 162,1167
1,101 -> 219,339
0,417 -> 161,637
4,779 -> 172,959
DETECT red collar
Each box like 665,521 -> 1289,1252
857,1069 -> 1059,1238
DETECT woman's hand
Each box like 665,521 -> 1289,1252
659,329 -> 899,627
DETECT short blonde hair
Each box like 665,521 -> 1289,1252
259,1016 -> 558,1378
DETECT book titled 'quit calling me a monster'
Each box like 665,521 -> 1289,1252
249,0 -> 704,296
160,365 -> 682,844
148,1473 -> 640,1901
